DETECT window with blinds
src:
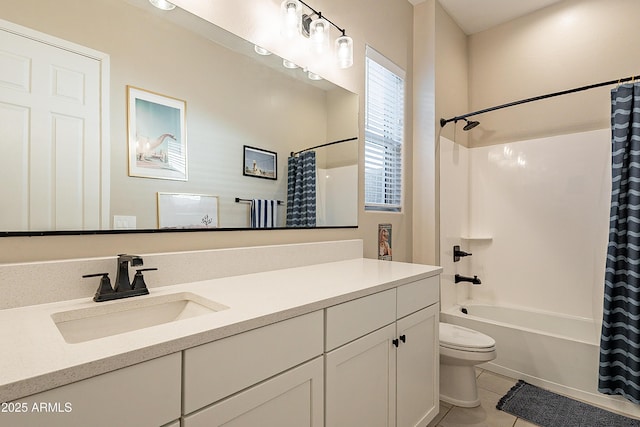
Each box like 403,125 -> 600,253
364,46 -> 405,212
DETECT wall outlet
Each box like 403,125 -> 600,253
113,215 -> 136,230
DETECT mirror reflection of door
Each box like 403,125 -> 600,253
0,22 -> 108,231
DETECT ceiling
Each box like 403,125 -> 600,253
409,0 -> 564,34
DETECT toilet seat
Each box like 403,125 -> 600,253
440,323 -> 496,352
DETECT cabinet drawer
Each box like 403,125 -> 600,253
397,276 -> 439,319
4,353 -> 181,427
325,289 -> 396,351
184,357 -> 323,427
183,310 -> 323,414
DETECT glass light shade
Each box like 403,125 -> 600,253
280,0 -> 302,39
309,17 -> 330,54
335,35 -> 353,69
307,71 -> 323,81
149,0 -> 175,10
283,59 -> 299,69
254,45 -> 272,56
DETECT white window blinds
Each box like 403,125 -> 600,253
364,46 -> 405,212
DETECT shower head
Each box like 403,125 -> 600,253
463,118 -> 480,131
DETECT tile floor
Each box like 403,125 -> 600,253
428,369 -> 537,427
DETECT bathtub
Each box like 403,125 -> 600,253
441,302 -> 640,418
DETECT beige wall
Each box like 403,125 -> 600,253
0,0 -> 415,263
468,0 -> 640,147
435,3 -> 469,148
412,0 -> 468,267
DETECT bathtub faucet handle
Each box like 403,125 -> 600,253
453,245 -> 473,262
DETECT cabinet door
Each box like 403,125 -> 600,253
396,304 -> 439,427
183,357 -> 323,427
325,323 -> 397,427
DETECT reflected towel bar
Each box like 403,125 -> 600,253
235,198 -> 284,205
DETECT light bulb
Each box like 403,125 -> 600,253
283,59 -> 299,69
307,71 -> 323,81
281,0 -> 302,39
254,45 -> 272,56
335,35 -> 353,68
149,0 -> 175,10
309,17 -> 330,54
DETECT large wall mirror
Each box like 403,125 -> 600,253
0,0 -> 358,235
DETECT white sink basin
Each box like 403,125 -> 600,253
51,292 -> 229,343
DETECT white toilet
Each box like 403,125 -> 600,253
439,322 -> 497,407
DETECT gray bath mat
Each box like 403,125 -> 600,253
496,380 -> 640,426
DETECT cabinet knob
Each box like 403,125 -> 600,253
392,338 -> 399,347
400,334 -> 406,343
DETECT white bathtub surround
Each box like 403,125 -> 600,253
440,131 -> 611,319
467,129 -> 611,319
316,165 -> 358,226
441,302 -> 640,419
438,137 -> 472,310
0,239 -> 363,310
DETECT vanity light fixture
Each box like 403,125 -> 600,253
149,0 -> 176,11
280,0 -> 353,69
283,59 -> 299,69
281,0 -> 302,39
307,71 -> 323,81
335,34 -> 353,69
309,15 -> 330,54
254,45 -> 272,56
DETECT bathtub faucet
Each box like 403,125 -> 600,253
455,274 -> 481,285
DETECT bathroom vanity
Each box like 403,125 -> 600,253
0,242 -> 441,427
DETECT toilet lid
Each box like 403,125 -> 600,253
439,323 -> 495,351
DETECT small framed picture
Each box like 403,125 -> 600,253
243,145 -> 277,180
127,86 -> 187,181
157,192 -> 219,229
378,223 -> 392,261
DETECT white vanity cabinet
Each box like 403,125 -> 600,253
182,310 -> 324,426
0,257 -> 441,427
325,276 -> 440,427
3,353 -> 181,427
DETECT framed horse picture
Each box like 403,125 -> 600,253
127,86 -> 187,181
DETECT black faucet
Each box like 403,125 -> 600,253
115,254 -> 143,292
455,274 -> 481,285
82,255 -> 157,302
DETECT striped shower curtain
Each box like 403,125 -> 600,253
286,151 -> 316,227
599,82 -> 640,404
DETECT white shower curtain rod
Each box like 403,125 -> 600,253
440,74 -> 640,127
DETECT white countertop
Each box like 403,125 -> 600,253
0,258 -> 441,402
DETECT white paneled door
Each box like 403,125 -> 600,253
0,21 -> 109,231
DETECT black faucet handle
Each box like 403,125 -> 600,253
131,268 -> 157,292
83,273 -> 114,301
453,245 -> 473,262
82,272 -> 109,279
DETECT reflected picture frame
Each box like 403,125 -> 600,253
157,192 -> 219,229
127,86 -> 188,181
243,145 -> 277,180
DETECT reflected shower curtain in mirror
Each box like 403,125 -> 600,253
286,151 -> 316,227
599,82 -> 640,404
